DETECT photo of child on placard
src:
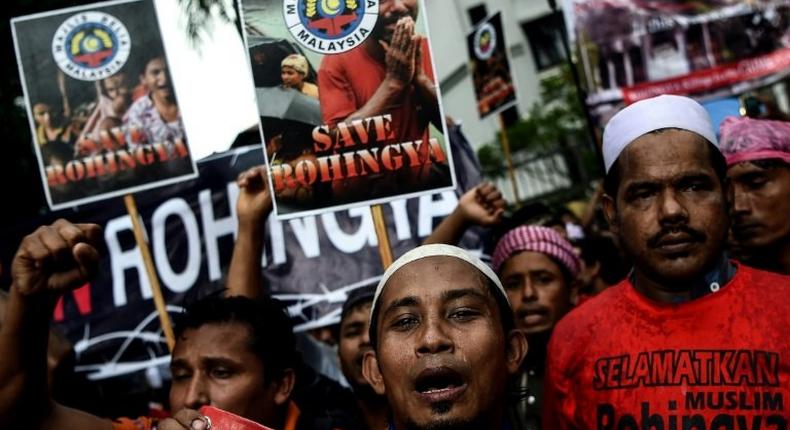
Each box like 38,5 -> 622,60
13,0 -> 197,210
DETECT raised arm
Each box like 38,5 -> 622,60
226,166 -> 273,298
424,182 -> 506,245
0,219 -> 112,430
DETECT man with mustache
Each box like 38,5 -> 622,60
317,0 -> 441,199
543,95 -> 790,428
425,188 -> 583,429
719,116 -> 790,275
362,244 -> 528,430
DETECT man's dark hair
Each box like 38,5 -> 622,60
580,234 -> 630,285
174,295 -> 298,383
603,129 -> 727,199
135,49 -> 166,77
368,272 -> 516,350
747,158 -> 790,170
340,285 -> 376,323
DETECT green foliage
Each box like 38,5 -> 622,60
477,64 -> 590,176
477,144 -> 505,178
178,0 -> 240,48
507,65 -> 587,152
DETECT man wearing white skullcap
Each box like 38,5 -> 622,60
543,95 -> 790,429
362,244 -> 527,430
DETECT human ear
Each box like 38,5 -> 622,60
505,329 -> 528,375
602,194 -> 619,235
362,350 -> 387,396
272,368 -> 296,406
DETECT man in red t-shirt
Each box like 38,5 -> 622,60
543,95 -> 790,428
317,0 -> 441,200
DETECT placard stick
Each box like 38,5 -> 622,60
123,194 -> 176,351
370,204 -> 393,269
498,114 -> 521,204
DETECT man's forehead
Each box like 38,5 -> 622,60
381,257 -> 490,303
618,131 -> 715,177
341,301 -> 373,326
175,322 -> 252,350
386,255 -> 485,284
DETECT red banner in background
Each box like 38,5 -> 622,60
623,47 -> 790,104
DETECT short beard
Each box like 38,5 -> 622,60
403,409 -> 488,430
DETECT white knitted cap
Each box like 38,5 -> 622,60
370,244 -> 508,322
602,94 -> 719,173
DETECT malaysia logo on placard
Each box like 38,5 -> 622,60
284,0 -> 378,54
51,11 -> 131,81
473,21 -> 497,60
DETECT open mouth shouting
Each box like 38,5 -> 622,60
414,367 -> 468,405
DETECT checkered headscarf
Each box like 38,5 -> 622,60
492,225 -> 581,277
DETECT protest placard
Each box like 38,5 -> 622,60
240,0 -> 456,219
12,0 -> 198,210
467,12 -> 518,118
0,141 -> 484,385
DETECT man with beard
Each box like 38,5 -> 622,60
543,95 -> 790,428
362,244 -> 528,430
719,116 -> 790,274
425,188 -> 580,429
317,0 -> 441,199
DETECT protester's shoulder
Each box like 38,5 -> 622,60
562,281 -> 630,328
549,281 -> 630,351
319,48 -> 357,70
736,263 -> 790,295
292,365 -> 360,430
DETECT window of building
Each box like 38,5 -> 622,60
467,4 -> 488,27
521,12 -> 567,71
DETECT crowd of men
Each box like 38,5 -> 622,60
1,90 -> 789,428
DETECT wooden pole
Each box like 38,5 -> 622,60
123,194 -> 176,351
498,114 -> 521,204
370,204 -> 393,269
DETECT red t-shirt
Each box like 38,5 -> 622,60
317,38 -> 435,143
543,264 -> 790,429
317,40 -> 438,199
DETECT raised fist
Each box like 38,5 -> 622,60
236,165 -> 273,226
458,182 -> 507,226
11,219 -> 101,300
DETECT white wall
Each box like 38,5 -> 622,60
426,0 -> 557,151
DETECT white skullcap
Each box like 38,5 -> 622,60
370,244 -> 508,323
602,94 -> 718,173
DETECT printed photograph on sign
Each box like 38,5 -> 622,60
563,0 -> 790,107
12,0 -> 198,210
240,0 -> 456,219
467,12 -> 517,118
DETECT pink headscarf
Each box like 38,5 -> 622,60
719,116 -> 790,166
492,226 -> 581,277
